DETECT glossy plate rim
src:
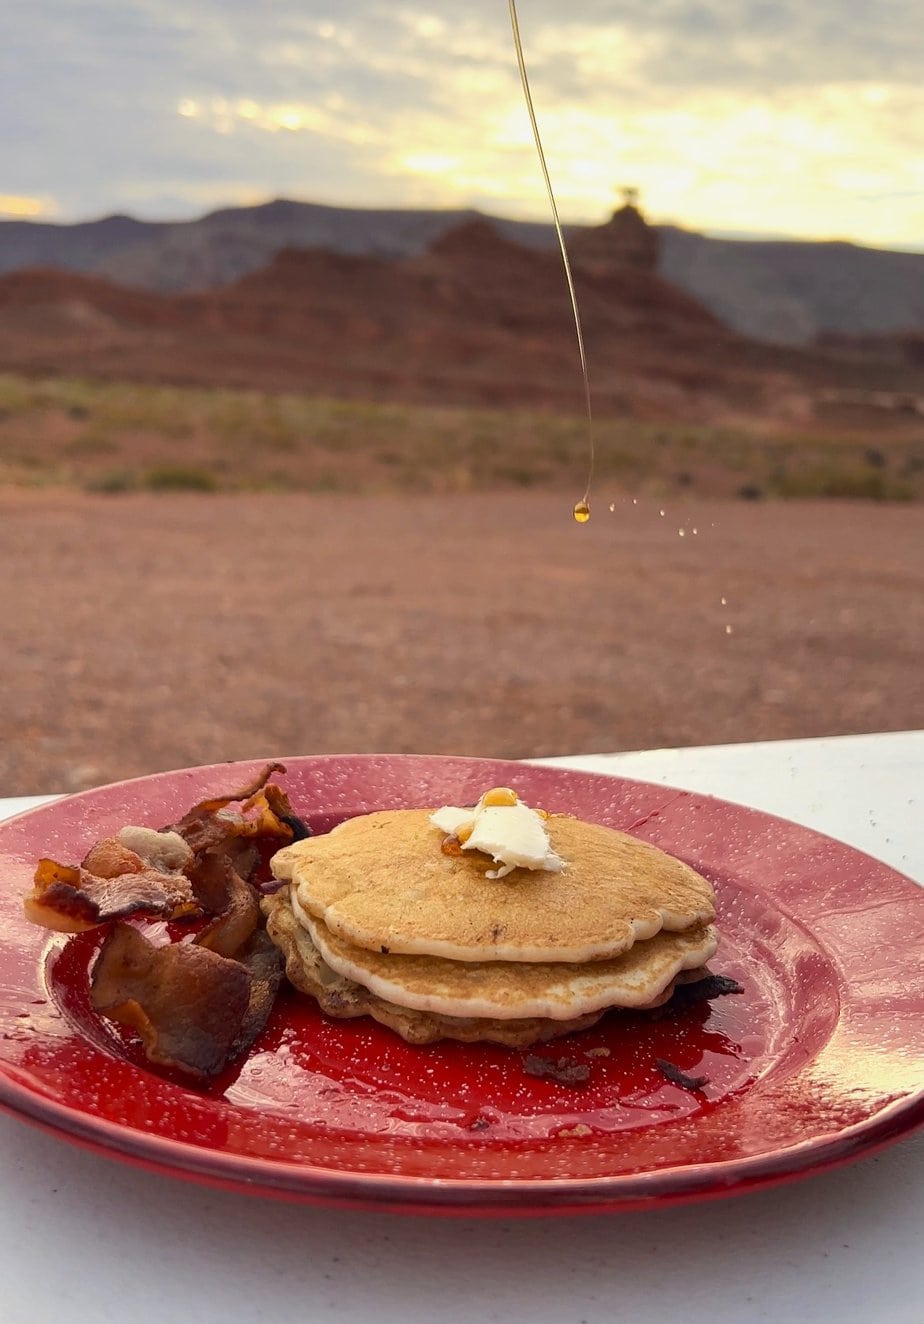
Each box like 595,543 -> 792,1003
0,752 -> 922,1216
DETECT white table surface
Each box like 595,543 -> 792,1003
1,731 -> 922,1324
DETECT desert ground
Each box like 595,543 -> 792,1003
2,488 -> 921,796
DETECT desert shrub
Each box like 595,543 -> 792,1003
64,433 -> 118,457
494,464 -> 540,487
87,470 -> 137,493
309,469 -> 345,493
772,467 -> 914,501
143,465 -> 219,492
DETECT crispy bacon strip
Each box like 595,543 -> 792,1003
90,923 -> 252,1078
90,921 -> 285,1078
190,851 -> 260,958
174,763 -> 289,821
168,762 -> 301,856
24,857 -> 200,934
27,765 -> 300,1078
232,929 -> 286,1057
23,764 -> 308,935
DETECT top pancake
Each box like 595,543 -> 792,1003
271,809 -> 715,963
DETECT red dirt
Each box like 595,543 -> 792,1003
1,490 -> 921,796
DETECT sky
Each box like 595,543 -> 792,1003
2,1 -> 922,250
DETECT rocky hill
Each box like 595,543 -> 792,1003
2,198 -> 923,346
0,217 -> 727,416
1,213 -> 921,434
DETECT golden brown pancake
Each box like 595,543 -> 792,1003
298,894 -> 717,1020
272,809 -> 715,963
263,887 -> 686,1046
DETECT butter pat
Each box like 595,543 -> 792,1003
430,789 -> 565,880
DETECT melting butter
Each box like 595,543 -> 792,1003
430,788 -> 565,880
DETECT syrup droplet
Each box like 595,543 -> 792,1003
573,500 -> 591,523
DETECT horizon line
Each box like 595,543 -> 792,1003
2,194 -> 922,257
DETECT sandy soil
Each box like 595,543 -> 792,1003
1,490 -> 921,796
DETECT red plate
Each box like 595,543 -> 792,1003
0,754 -> 922,1215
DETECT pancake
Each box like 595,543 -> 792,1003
296,890 -> 717,1020
272,809 -> 715,963
263,887 -> 686,1046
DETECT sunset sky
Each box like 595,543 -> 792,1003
3,1 -> 922,250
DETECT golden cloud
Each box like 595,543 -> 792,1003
0,194 -> 56,219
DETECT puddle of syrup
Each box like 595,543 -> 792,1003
44,927 -> 753,1145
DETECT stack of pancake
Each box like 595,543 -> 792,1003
264,802 -> 718,1046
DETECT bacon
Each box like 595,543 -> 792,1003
232,929 -> 286,1057
167,762 -> 308,860
23,763 -> 309,935
90,920 -> 285,1079
189,851 -> 260,958
90,924 -> 253,1079
26,764 -> 301,1078
24,857 -> 200,934
82,838 -> 146,879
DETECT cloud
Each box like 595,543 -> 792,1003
0,195 -> 56,219
1,1 -> 921,248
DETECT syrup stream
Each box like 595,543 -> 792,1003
508,0 -> 595,521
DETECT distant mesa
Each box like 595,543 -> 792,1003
421,219 -> 552,289
429,204 -> 662,275
1,198 -> 922,346
0,216 -> 743,411
570,204 -> 660,274
428,217 -> 528,261
0,204 -> 920,425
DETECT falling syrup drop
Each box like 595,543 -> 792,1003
573,500 -> 591,524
